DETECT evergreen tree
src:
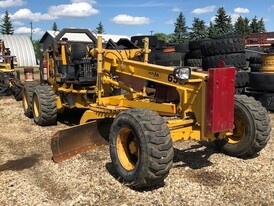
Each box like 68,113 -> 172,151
173,12 -> 188,43
214,7 -> 233,36
95,21 -> 105,34
32,39 -> 42,63
1,10 -> 14,35
234,16 -> 250,38
250,16 -> 260,33
52,22 -> 58,31
189,17 -> 208,40
257,18 -> 266,32
154,33 -> 172,43
208,22 -> 218,38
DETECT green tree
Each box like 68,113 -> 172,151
249,16 -> 266,33
95,21 -> 105,34
208,22 -> 218,38
189,17 -> 208,40
257,18 -> 266,33
154,33 -> 172,43
1,10 -> 14,35
234,16 -> 250,38
214,7 -> 233,36
52,22 -> 58,31
173,12 -> 188,43
32,39 -> 42,63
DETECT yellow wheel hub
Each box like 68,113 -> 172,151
33,95 -> 40,118
116,127 -> 139,171
226,116 -> 245,144
23,91 -> 28,110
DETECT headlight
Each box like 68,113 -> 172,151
173,67 -> 191,81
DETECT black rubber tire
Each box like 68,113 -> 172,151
109,108 -> 174,189
12,80 -> 24,101
185,58 -> 202,67
189,39 -> 210,51
202,53 -> 246,70
250,63 -> 261,72
249,56 -> 262,64
175,43 -> 189,53
155,52 -> 185,61
201,37 -> 244,57
215,95 -> 271,158
22,82 -> 37,118
249,72 -> 274,90
0,72 -> 12,96
155,59 -> 182,66
235,71 -> 250,88
131,36 -> 158,48
187,49 -> 202,59
32,85 -> 57,126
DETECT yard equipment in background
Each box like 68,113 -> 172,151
244,52 -> 274,110
0,39 -> 23,101
25,29 -> 271,189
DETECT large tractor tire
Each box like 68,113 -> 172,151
22,82 -> 37,118
109,108 -> 174,189
32,85 -> 57,126
215,95 -> 271,158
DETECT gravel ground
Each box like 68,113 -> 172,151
0,96 -> 273,206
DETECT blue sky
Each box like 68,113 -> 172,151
1,0 -> 274,39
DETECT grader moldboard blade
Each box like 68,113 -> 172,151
51,121 -> 108,162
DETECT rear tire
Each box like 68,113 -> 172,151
22,82 -> 37,118
109,108 -> 174,189
32,85 -> 57,126
215,95 -> 271,158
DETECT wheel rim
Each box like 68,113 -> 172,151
23,90 -> 28,110
227,114 -> 245,144
116,127 -> 139,171
33,94 -> 40,118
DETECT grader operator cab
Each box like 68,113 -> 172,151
22,28 -> 271,189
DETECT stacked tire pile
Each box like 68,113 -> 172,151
185,39 -> 205,67
249,56 -> 262,72
201,36 -> 246,70
200,36 -> 249,94
131,35 -> 160,64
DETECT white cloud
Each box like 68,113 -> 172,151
70,0 -> 96,3
48,2 -> 99,17
164,20 -> 174,25
192,5 -> 216,14
172,7 -> 181,13
0,0 -> 25,8
112,14 -> 150,25
234,7 -> 249,14
11,8 -> 54,21
14,26 -> 44,36
12,20 -> 24,26
230,13 -> 240,24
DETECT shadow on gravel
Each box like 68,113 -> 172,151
173,141 -> 218,169
105,162 -> 165,192
0,154 -> 41,171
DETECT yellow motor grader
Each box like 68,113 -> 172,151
23,28 -> 271,189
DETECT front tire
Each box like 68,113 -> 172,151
109,108 -> 174,189
32,85 -> 57,126
215,95 -> 271,158
22,82 -> 37,117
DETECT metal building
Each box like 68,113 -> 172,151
0,34 -> 37,67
